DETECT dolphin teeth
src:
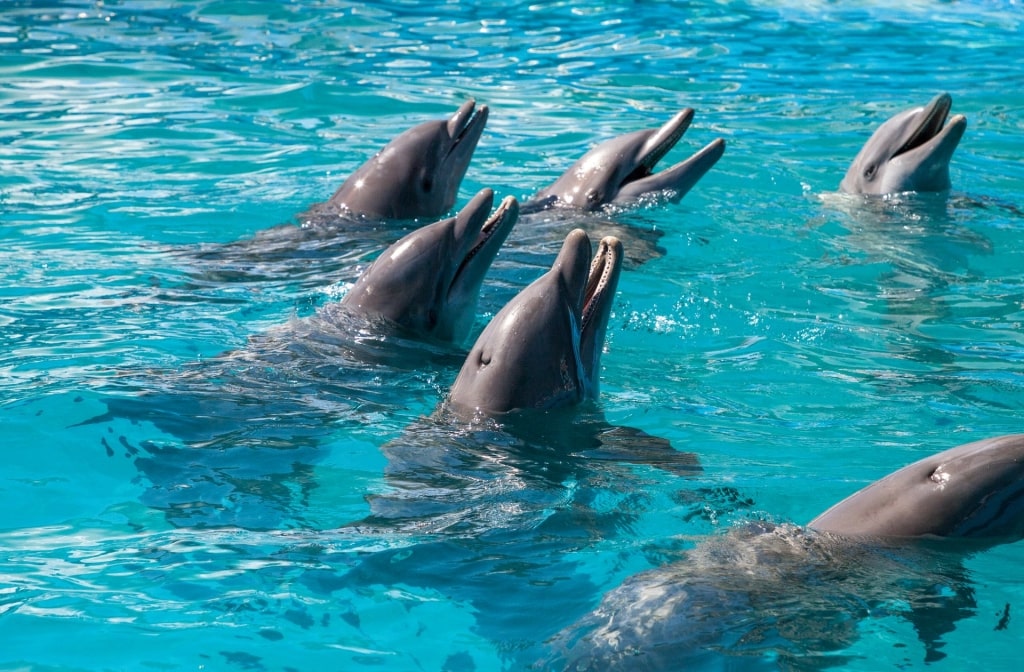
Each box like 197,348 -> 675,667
642,123 -> 685,171
581,236 -> 620,333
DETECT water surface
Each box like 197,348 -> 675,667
2,1 -> 1024,670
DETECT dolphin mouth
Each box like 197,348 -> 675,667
446,100 -> 489,158
615,110 -> 724,203
624,108 -> 696,184
581,236 -> 621,335
450,194 -> 518,294
893,93 -> 963,159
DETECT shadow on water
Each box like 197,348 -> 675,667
512,206 -> 670,270
354,405 -> 701,537
292,405 -> 701,663
81,308 -> 467,530
177,213 -> 422,290
176,199 -> 676,303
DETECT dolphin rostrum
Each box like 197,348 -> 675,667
527,109 -> 726,212
840,93 -> 967,195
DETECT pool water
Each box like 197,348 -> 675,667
2,1 -> 1024,670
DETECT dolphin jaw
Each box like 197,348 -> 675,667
636,108 -> 694,174
581,236 -> 618,335
615,110 -> 695,195
892,93 -> 952,159
448,195 -> 518,300
578,236 -> 623,397
893,112 -> 966,165
446,100 -> 488,158
616,137 -> 726,204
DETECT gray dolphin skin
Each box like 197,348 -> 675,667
327,100 -> 488,220
809,433 -> 1024,543
447,228 -> 623,414
840,93 -> 967,195
527,109 -> 726,212
548,434 -> 1024,670
336,188 -> 518,343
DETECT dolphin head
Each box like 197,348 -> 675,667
531,110 -> 726,211
339,188 -> 518,343
448,229 -> 623,415
808,434 -> 1024,546
840,93 -> 967,195
329,100 -> 489,220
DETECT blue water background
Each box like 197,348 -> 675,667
2,1 -> 1024,669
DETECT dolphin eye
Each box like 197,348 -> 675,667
422,176 -> 434,192
427,309 -> 438,329
586,188 -> 601,203
863,164 -> 877,180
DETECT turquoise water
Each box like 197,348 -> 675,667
3,0 -> 1024,669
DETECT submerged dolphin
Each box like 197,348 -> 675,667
336,188 -> 519,343
447,228 -> 623,414
840,93 -> 967,195
526,109 -> 726,212
321,100 -> 489,220
550,434 -> 1024,670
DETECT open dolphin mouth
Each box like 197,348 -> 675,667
450,195 -> 518,293
625,108 -> 695,184
446,100 -> 489,157
894,93 -> 964,158
616,110 -> 725,203
581,235 -> 621,335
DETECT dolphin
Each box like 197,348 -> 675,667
840,93 -> 967,195
548,434 -> 1024,670
324,100 -> 489,220
809,433 -> 1024,544
526,109 -> 726,212
185,101 -> 490,286
447,228 -> 623,414
335,187 -> 519,343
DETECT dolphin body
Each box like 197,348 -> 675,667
525,109 -> 726,213
323,99 -> 489,220
808,433 -> 1024,542
839,93 -> 967,195
549,434 -> 1024,670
